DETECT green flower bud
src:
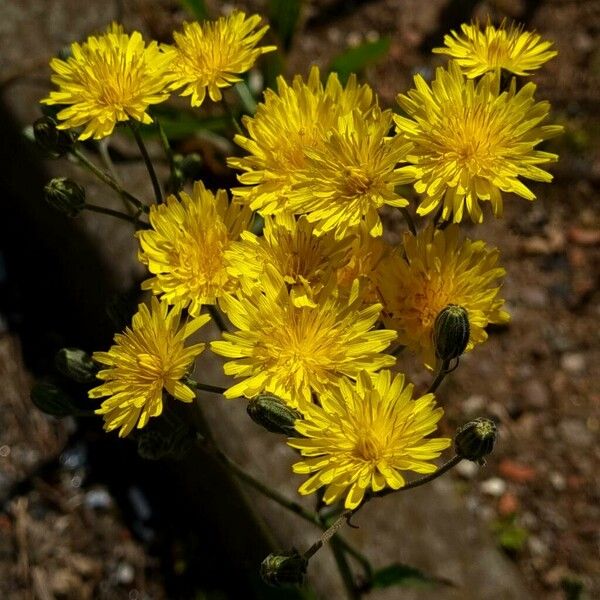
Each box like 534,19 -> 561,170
177,153 -> 203,180
260,551 -> 307,587
44,177 -> 86,217
33,116 -> 74,157
454,418 -> 497,465
30,382 -> 78,417
55,348 -> 98,383
433,304 -> 470,361
247,395 -> 303,436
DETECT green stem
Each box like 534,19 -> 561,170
427,359 -> 451,394
195,422 -> 374,585
83,203 -> 148,228
400,207 -> 417,235
71,147 -> 147,212
221,94 -> 244,136
215,448 -> 320,526
234,81 -> 257,114
156,118 -> 179,192
187,379 -> 227,395
374,455 -> 463,498
129,122 -> 163,204
331,537 -> 361,600
208,305 -> 229,333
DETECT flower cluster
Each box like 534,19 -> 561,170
40,15 -> 560,511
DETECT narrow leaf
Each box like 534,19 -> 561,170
180,0 -> 209,20
330,37 -> 391,84
371,563 -> 453,589
268,0 -> 302,52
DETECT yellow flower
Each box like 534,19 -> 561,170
394,62 -> 563,222
336,222 -> 392,305
228,66 -> 378,214
225,213 -> 351,308
211,267 -> 396,408
137,181 -> 252,316
433,21 -> 557,78
168,11 -> 275,107
376,225 -> 509,370
41,24 -> 171,140
287,108 -> 411,239
289,370 -> 451,509
89,298 -> 209,437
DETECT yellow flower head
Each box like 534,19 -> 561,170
137,181 -> 252,316
41,24 -> 171,140
395,62 -> 563,223
376,225 -> 509,370
289,370 -> 451,509
168,11 -> 275,107
228,66 -> 378,214
287,108 -> 411,239
336,222 -> 392,305
89,298 -> 210,437
225,212 -> 352,308
433,21 -> 557,78
211,267 -> 396,408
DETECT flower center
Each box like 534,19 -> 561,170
343,168 -> 372,197
353,430 -> 383,462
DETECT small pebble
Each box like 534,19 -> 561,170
558,419 -> 594,448
346,32 -> 362,48
456,460 -> 479,479
480,477 -> 507,497
116,562 -> 135,585
560,353 -> 586,374
550,472 -> 567,491
528,535 -> 549,557
522,380 -> 550,409
462,394 -> 487,414
85,488 -> 113,510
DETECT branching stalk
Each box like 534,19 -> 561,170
129,123 -> 163,204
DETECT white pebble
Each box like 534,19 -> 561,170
480,477 -> 506,497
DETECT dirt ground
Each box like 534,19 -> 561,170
0,0 -> 598,599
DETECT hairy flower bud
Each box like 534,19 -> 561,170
260,551 -> 307,587
455,418 -> 497,465
433,304 -> 470,361
137,426 -> 196,460
33,116 -> 75,157
247,395 -> 303,436
55,348 -> 97,383
44,177 -> 86,217
30,382 -> 78,417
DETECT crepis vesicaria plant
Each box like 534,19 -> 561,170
32,10 -> 560,595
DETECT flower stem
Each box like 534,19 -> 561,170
71,147 -> 147,212
156,117 -> 179,192
400,207 -> 417,235
331,537 -> 361,600
187,379 -> 227,395
427,358 -> 452,394
221,94 -> 244,136
208,305 -> 229,333
83,203 -> 149,228
129,122 -> 163,204
375,455 -> 463,498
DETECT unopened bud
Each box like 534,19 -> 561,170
55,348 -> 98,383
433,304 -> 470,361
260,551 -> 307,587
247,395 -> 303,436
455,418 -> 497,465
137,426 -> 196,460
177,153 -> 203,180
33,116 -> 74,157
44,177 -> 86,217
30,382 -> 78,417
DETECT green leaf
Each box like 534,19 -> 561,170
180,0 -> 208,20
492,515 -> 528,553
371,563 -> 451,590
329,37 -> 391,84
268,0 -> 302,52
